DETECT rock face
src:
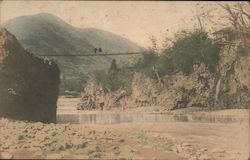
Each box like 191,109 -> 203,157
129,64 -> 216,109
79,64 -> 216,110
0,28 -> 60,123
216,45 -> 250,108
78,82 -> 128,110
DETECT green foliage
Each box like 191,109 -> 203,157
93,67 -> 134,92
135,30 -> 220,77
164,31 -> 220,74
60,74 -> 86,93
134,51 -> 158,78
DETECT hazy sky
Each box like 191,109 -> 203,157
0,1 -> 222,48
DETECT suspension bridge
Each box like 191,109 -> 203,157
37,51 -> 147,57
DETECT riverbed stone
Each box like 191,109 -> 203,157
0,151 -> 13,159
199,154 -> 211,160
46,153 -> 62,159
89,152 -> 102,158
76,141 -> 88,149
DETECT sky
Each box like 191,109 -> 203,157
0,1 -> 226,48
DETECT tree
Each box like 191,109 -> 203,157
216,2 -> 250,33
149,35 -> 159,54
159,30 -> 220,75
108,59 -> 120,82
194,2 -> 250,36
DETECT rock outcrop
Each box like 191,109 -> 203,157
0,28 -> 60,123
77,82 -> 128,110
216,45 -> 250,108
79,63 -> 216,110
129,64 -> 216,109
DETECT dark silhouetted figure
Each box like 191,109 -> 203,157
94,48 -> 98,54
99,48 -> 102,53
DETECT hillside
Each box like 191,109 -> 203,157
3,13 -> 144,92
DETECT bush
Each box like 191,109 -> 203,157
133,51 -> 158,78
92,67 -> 134,92
60,75 -> 86,93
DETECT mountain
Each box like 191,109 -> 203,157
3,13 -> 144,92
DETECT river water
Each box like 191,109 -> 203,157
56,111 -> 248,124
56,98 -> 249,124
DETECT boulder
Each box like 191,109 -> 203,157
0,27 -> 60,123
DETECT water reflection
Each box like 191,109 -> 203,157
57,112 -> 247,124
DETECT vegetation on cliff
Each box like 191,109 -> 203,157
90,28 -> 249,109
93,59 -> 133,92
93,30 -> 220,92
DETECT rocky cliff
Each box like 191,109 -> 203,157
216,45 -> 250,108
0,27 -> 60,123
78,63 -> 216,110
129,63 -> 217,109
79,42 -> 249,110
129,44 -> 249,109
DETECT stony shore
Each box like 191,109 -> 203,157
0,111 -> 249,159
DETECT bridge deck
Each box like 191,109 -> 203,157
37,52 -> 146,57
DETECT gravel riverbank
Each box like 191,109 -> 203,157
0,115 -> 249,159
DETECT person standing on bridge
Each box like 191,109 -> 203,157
99,48 -> 102,53
94,48 -> 98,54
